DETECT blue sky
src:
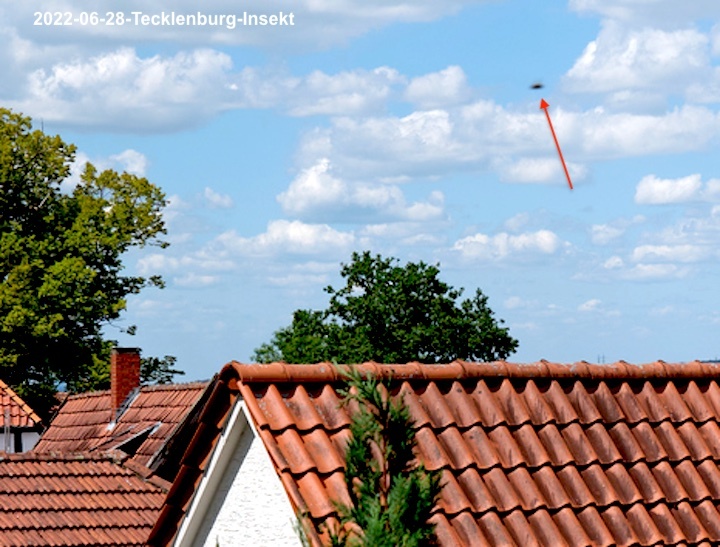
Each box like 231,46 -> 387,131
3,1 -> 720,380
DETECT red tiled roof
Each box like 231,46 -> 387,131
0,450 -> 169,546
34,382 -> 209,468
151,360 -> 720,546
0,379 -> 42,428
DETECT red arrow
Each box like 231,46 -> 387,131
540,99 -> 573,190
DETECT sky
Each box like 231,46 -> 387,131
2,1 -> 720,380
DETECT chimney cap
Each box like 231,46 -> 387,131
112,347 -> 142,354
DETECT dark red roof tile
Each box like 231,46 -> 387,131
521,380 -> 556,425
599,505 -> 638,547
604,463 -> 642,505
698,421 -> 720,457
625,503 -> 662,545
609,422 -> 645,462
537,423 -> 575,466
591,381 -> 625,424
556,466 -> 595,508
455,468 -> 495,514
486,426 -> 525,468
462,425 -> 502,470
503,509 -> 535,545
543,381 -> 578,425
482,467 -> 521,512
566,382 -> 603,425
697,460 -> 720,498
585,422 -> 622,464
506,467 -> 544,511
471,380 -> 505,428
0,379 -> 42,429
511,424 -> 551,468
151,361 -> 720,546
438,471 -> 474,516
436,427 -> 475,470
576,506 -> 615,546
494,380 -> 532,427
561,422 -> 598,466
532,465 -> 571,509
34,382 -> 208,473
528,509 -> 569,546
0,451 -> 167,546
695,500 -> 720,539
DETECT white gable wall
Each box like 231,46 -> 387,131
173,399 -> 301,547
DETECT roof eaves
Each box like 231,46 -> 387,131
0,379 -> 42,427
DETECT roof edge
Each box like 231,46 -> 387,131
0,379 -> 43,426
222,360 -> 720,384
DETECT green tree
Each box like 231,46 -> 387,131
0,108 -> 175,416
254,251 -> 518,364
327,367 -> 441,546
141,355 -> 185,385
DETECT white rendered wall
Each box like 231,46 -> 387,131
189,412 -> 301,547
21,431 -> 41,452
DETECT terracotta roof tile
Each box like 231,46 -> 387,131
0,451 -> 168,546
34,382 -> 209,473
151,360 -> 720,546
0,379 -> 42,429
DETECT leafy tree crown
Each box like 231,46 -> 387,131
0,108 -> 179,416
254,251 -> 518,364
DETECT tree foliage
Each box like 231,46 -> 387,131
0,108 -> 176,415
254,251 -> 518,364
327,367 -> 441,546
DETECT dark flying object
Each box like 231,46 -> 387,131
530,82 -> 544,90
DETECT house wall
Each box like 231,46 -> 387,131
20,431 -> 41,452
175,401 -> 300,547
2,430 -> 41,453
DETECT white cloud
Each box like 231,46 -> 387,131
590,215 -> 644,245
298,98 -> 720,184
7,1 -> 485,50
404,66 -> 470,108
496,156 -> 587,184
622,263 -> 689,280
277,158 -> 445,222
215,220 -> 355,256
635,173 -> 702,204
635,174 -> 720,204
8,47 -> 404,130
578,298 -> 602,312
452,229 -> 562,261
603,256 -> 624,269
631,244 -> 708,263
591,224 -> 624,245
203,187 -> 234,209
110,149 -> 148,176
174,273 -> 220,287
504,212 -> 531,232
10,47 -> 233,131
564,22 -> 710,96
282,67 -> 404,117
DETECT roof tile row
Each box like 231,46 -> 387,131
34,382 -> 209,469
232,361 -> 720,546
0,451 -> 168,546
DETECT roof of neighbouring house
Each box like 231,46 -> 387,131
150,360 -> 720,546
0,450 -> 170,546
34,381 -> 210,470
0,379 -> 42,429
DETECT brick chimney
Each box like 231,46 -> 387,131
111,348 -> 141,417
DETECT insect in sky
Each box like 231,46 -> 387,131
530,82 -> 544,90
